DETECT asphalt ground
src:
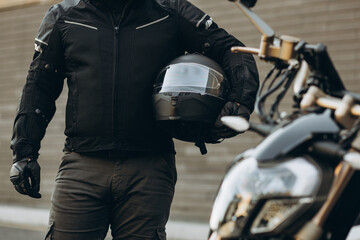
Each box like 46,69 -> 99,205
0,205 -> 209,240
0,205 -> 359,240
0,225 -> 113,240
0,224 -> 187,240
0,225 -> 46,240
1,224 -> 360,240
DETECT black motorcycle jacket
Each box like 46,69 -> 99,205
11,0 -> 259,161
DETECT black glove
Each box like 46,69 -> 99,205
210,101 -> 250,139
10,157 -> 41,199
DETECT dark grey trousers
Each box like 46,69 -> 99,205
45,151 -> 177,240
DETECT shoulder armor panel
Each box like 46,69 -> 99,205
35,0 -> 80,47
156,0 -> 213,30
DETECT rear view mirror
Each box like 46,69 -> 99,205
240,0 -> 257,8
229,0 -> 257,8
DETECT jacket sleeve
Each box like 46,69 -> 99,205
172,0 -> 259,111
11,5 -> 65,163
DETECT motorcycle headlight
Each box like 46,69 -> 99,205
209,156 -> 321,238
250,197 -> 313,234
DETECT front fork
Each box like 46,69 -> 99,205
209,231 -> 223,240
296,86 -> 360,240
209,153 -> 360,240
295,159 -> 357,240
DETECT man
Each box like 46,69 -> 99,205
9,0 -> 259,239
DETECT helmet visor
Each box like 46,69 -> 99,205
154,63 -> 224,97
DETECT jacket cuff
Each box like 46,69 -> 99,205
12,145 -> 38,163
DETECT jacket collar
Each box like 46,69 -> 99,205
88,0 -> 142,12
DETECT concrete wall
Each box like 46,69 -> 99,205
0,0 -> 359,223
0,0 -> 49,10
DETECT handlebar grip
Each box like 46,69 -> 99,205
301,86 -> 360,117
231,46 -> 260,55
316,97 -> 360,116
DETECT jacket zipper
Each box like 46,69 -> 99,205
113,25 -> 120,137
111,0 -> 134,138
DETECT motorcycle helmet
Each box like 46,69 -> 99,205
153,54 -> 227,154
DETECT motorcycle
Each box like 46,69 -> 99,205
208,0 -> 360,239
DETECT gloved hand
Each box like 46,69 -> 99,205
10,157 -> 41,199
210,101 -> 250,139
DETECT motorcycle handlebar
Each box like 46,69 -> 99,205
301,86 -> 360,117
232,46 -> 360,118
316,97 -> 360,116
231,46 -> 260,55
230,2 -> 360,125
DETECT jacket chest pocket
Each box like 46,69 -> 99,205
132,15 -> 178,80
64,20 -> 100,66
133,15 -> 174,50
65,20 -> 98,30
135,15 -> 169,30
63,20 -> 105,136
